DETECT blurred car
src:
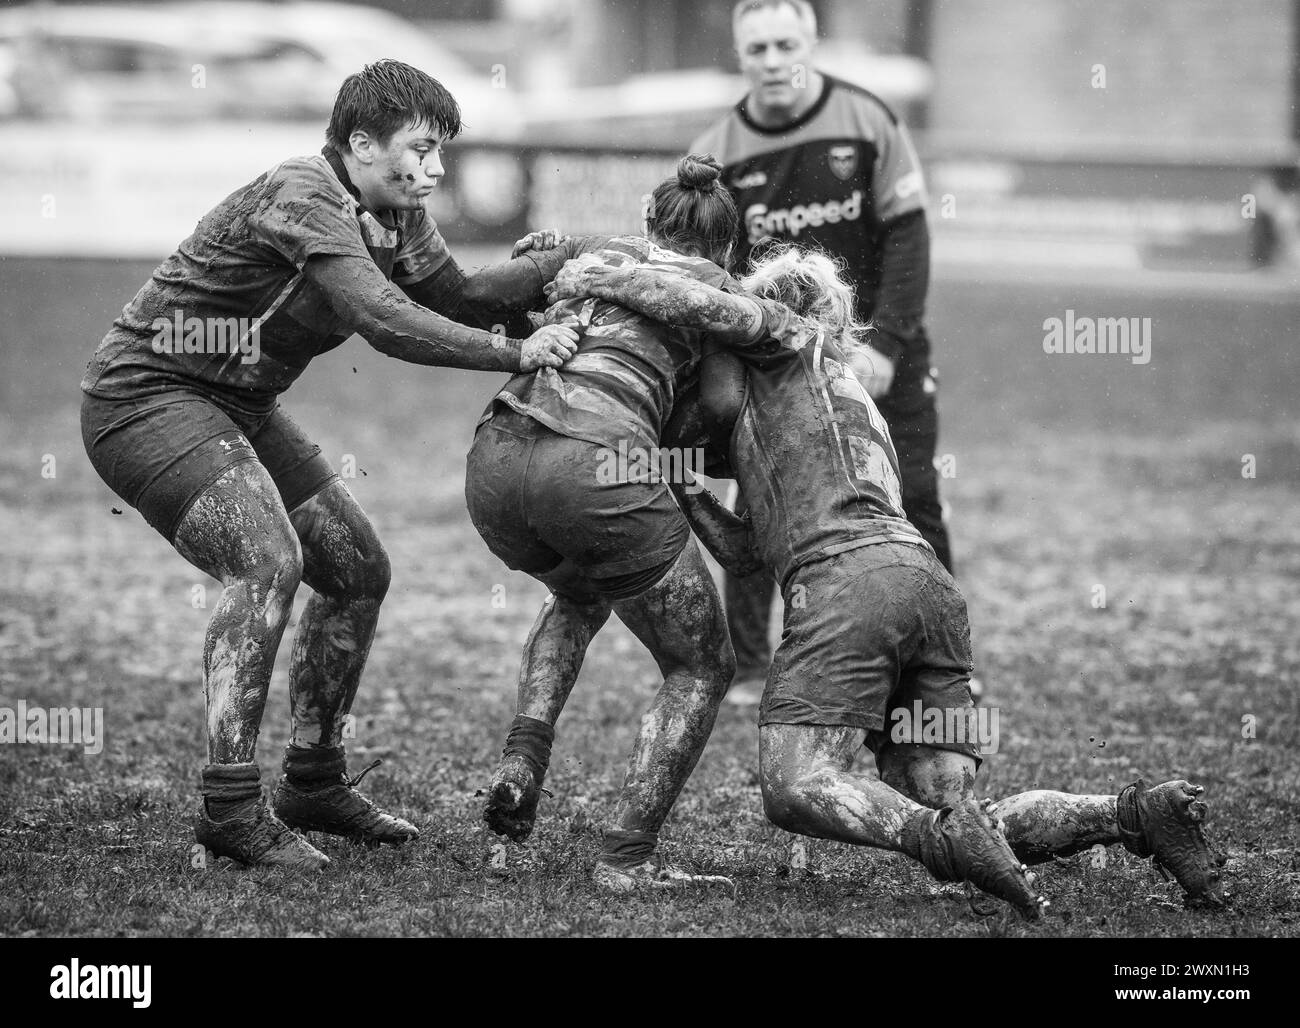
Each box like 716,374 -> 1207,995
0,1 -> 523,137
521,41 -> 933,148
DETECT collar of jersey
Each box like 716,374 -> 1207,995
321,145 -> 400,230
735,73 -> 836,136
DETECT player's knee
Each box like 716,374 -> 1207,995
354,539 -> 391,602
761,774 -> 818,834
239,536 -> 303,618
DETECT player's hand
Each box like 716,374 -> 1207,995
511,228 -> 567,258
849,342 -> 896,399
519,320 -> 580,371
548,253 -> 608,302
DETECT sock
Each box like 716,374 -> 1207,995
600,828 -> 659,868
1116,780 -> 1149,855
502,715 -> 555,780
283,744 -> 347,787
201,762 -> 261,819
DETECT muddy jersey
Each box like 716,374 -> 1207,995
81,147 -> 453,413
728,299 -> 928,587
691,75 -> 926,321
485,236 -> 742,452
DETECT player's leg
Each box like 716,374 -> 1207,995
174,462 -> 328,870
877,354 -> 952,573
592,539 -> 737,890
880,745 -> 1224,905
722,486 -> 775,705
270,479 -> 421,845
82,390 -> 326,870
466,414 -> 614,841
485,583 -> 611,843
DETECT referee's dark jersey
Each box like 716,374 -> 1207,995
691,74 -> 927,325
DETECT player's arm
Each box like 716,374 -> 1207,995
868,112 -> 931,365
871,210 -> 930,363
549,258 -> 766,347
461,233 -> 613,314
304,254 -> 577,372
669,472 -> 763,578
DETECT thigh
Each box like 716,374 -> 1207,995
877,744 -> 976,809
760,723 -> 865,783
81,389 -> 263,543
173,459 -> 301,584
247,405 -> 340,515
609,541 -> 731,677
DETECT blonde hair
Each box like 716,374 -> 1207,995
739,243 -> 869,356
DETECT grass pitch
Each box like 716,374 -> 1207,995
0,254 -> 1297,937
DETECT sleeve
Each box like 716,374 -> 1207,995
870,210 -> 930,361
392,210 -> 453,287
872,114 -> 928,225
249,158 -> 374,268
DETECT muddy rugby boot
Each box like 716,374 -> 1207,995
907,798 -> 1048,919
1118,778 -> 1225,906
273,746 -> 418,847
484,753 -> 545,843
593,853 -> 735,894
194,799 -> 329,871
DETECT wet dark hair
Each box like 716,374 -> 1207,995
645,154 -> 739,267
326,59 -> 462,153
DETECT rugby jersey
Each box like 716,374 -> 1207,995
721,299 -> 928,587
485,236 -> 741,453
81,148 -> 454,413
690,75 -> 927,325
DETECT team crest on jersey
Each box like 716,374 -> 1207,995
731,170 -> 767,190
827,145 -> 858,182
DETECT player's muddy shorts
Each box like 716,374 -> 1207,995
81,388 -> 338,542
760,541 -> 980,763
465,408 -> 690,603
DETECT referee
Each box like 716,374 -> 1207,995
692,0 -> 954,704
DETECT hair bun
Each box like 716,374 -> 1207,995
677,153 -> 723,193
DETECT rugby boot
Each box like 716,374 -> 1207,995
593,852 -> 735,894
483,752 -> 544,843
1117,778 -> 1225,906
273,745 -> 418,846
908,798 -> 1049,919
194,798 -> 329,871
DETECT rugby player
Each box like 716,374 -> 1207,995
465,156 -> 772,891
693,0 -> 954,704
547,244 -> 1225,914
79,60 -> 580,871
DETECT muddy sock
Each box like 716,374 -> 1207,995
283,744 -> 347,788
600,828 -> 659,868
503,715 -> 554,781
201,762 -> 261,820
1115,781 -> 1148,855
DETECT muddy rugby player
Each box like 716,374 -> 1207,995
693,0 -> 956,706
463,156 -> 792,890
546,244 -> 1225,914
79,61 -> 581,871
